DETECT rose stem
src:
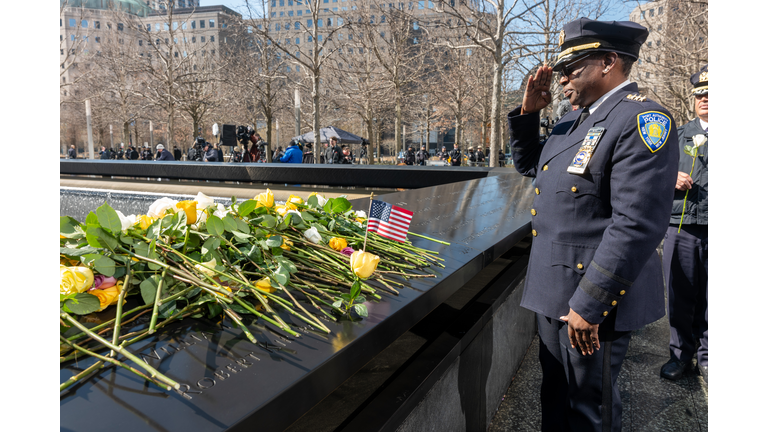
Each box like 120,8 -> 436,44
60,336 -> 170,391
60,360 -> 105,392
148,267 -> 169,334
61,312 -> 180,390
110,261 -> 132,357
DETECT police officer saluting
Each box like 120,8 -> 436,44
660,65 -> 708,383
508,18 -> 678,431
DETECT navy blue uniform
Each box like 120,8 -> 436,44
509,82 -> 678,431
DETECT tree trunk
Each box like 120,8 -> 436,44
312,71 -> 321,163
122,122 -> 130,148
488,45 -> 503,168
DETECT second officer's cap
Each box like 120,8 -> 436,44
553,17 -> 649,72
690,64 -> 708,95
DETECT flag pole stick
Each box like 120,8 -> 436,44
362,193 -> 374,252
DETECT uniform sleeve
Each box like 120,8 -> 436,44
568,110 -> 679,324
507,106 -> 543,178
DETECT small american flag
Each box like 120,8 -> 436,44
367,200 -> 414,242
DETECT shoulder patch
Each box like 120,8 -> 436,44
637,111 -> 671,153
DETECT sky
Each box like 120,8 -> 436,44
200,0 -> 638,21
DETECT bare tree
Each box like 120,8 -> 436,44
629,0 -> 708,124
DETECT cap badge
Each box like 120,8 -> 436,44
699,71 -> 708,83
558,29 -> 565,46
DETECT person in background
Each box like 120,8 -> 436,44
340,146 -> 353,164
214,143 -> 224,162
329,137 -> 344,164
498,149 -> 506,167
279,140 -> 303,163
141,145 -> 152,160
203,142 -> 218,162
416,145 -> 429,166
436,146 -> 449,162
68,145 -> 77,159
173,146 -> 182,161
303,143 -> 315,164
449,143 -> 462,166
359,140 -> 369,164
467,147 -> 476,166
660,65 -> 708,384
99,146 -> 110,160
155,144 -> 175,161
273,146 -> 284,161
322,142 -> 332,164
475,146 -> 486,165
404,146 -> 416,165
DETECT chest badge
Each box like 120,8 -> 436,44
637,111 -> 672,153
567,127 -> 605,174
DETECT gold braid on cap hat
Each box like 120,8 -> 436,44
557,42 -> 602,61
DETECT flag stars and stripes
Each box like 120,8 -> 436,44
367,199 -> 413,242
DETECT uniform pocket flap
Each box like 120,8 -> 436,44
551,241 -> 599,275
556,172 -> 602,197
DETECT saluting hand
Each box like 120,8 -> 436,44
522,65 -> 554,114
561,308 -> 600,355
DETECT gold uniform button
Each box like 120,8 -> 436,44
531,209 -> 537,216
611,300 -> 618,306
535,188 -> 540,195
571,186 -> 578,192
602,311 -> 609,317
542,165 -> 549,171
576,263 -> 584,270
532,229 -> 538,237
619,290 -> 626,295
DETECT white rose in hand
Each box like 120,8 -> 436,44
147,197 -> 179,218
692,134 -> 707,148
304,227 -> 322,244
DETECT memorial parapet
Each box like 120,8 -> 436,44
60,172 -> 534,432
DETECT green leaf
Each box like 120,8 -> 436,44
135,242 -> 161,270
207,302 -> 223,319
306,195 -> 319,208
245,244 -> 263,263
201,237 -> 221,257
207,215 -> 225,237
273,257 -> 298,274
238,200 -> 258,217
352,304 -> 368,318
266,236 -> 283,248
60,216 -> 84,238
350,280 -> 361,299
230,230 -> 252,241
146,218 -> 162,240
64,293 -> 101,315
85,226 -> 117,250
85,212 -> 99,226
158,301 -> 177,319
222,215 -> 239,233
96,203 -> 122,234
324,197 -> 352,214
235,218 -> 250,234
332,299 -> 343,309
140,276 -> 161,305
82,254 -> 116,276
354,295 -> 366,304
113,266 -> 126,279
260,214 -> 277,229
271,266 -> 290,286
300,211 -> 316,221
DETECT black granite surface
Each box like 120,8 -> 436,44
60,173 -> 535,432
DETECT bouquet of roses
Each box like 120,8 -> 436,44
60,190 -> 443,392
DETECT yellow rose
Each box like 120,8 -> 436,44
92,282 -> 123,312
329,237 -> 348,252
214,286 -> 233,298
60,265 -> 94,295
175,200 -> 197,225
255,189 -> 275,208
349,250 -> 380,280
135,215 -> 156,230
274,205 -> 288,217
194,258 -> 218,278
255,277 -> 277,293
285,194 -> 304,210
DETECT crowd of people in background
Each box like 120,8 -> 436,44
65,139 -> 507,167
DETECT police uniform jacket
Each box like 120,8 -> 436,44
669,119 -> 707,225
508,82 -> 678,331
449,149 -> 462,166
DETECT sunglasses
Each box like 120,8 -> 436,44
557,54 -> 597,79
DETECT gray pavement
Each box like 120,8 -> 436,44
489,315 -> 708,431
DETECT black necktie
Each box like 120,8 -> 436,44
574,107 -> 590,128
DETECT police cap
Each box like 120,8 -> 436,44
553,17 -> 649,72
690,64 -> 708,95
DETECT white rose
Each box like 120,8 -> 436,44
212,203 -> 228,219
315,194 -> 328,207
115,210 -> 136,232
147,197 -> 179,218
355,210 -> 367,218
194,192 -> 217,210
692,134 -> 707,148
304,227 -> 322,244
194,258 -> 217,277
